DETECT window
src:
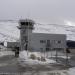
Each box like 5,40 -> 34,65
54,40 -> 61,44
40,40 -> 46,43
21,22 -> 32,26
46,48 -> 50,51
58,41 -> 61,44
21,22 -> 26,25
47,40 -> 50,46
53,48 -> 63,50
53,40 -> 57,43
22,36 -> 28,42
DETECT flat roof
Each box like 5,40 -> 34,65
32,32 -> 66,36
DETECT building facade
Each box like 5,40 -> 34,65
29,33 -> 66,51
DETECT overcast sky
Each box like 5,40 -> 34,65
0,0 -> 75,25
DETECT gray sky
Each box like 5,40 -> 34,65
0,0 -> 75,25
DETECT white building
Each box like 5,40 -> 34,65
18,19 -> 66,51
29,33 -> 66,51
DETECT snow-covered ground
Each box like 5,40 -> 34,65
0,51 -> 14,57
18,51 -> 56,66
45,51 -> 71,59
68,67 -> 75,75
22,68 -> 75,75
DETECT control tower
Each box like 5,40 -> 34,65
18,19 -> 35,51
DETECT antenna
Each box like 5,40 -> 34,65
26,9 -> 32,20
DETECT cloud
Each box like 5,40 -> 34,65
0,0 -> 75,25
64,20 -> 75,26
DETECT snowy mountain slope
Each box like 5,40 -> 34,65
0,21 -> 75,42
0,21 -> 20,42
34,23 -> 75,41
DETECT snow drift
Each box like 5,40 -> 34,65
18,51 -> 56,66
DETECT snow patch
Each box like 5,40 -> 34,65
18,51 -> 56,66
0,51 -> 14,57
68,67 -> 75,75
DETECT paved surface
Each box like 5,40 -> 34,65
0,55 -> 71,74
0,51 -> 74,74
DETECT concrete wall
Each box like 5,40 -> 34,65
7,42 -> 20,48
29,33 -> 66,51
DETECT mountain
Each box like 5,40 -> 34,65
0,21 -> 20,42
34,23 -> 75,41
0,21 -> 75,42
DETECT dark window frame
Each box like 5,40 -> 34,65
58,40 -> 61,44
40,40 -> 46,43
